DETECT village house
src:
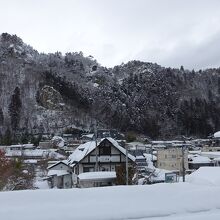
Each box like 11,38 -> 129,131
47,161 -> 76,189
39,141 -> 52,149
47,137 -> 136,188
80,133 -> 94,143
156,146 -> 188,173
188,154 -> 213,170
68,137 -> 135,174
201,131 -> 220,151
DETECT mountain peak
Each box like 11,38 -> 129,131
0,33 -> 23,46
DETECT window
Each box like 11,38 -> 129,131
99,146 -> 111,155
101,167 -> 109,171
83,167 -> 94,172
172,155 -> 176,158
99,140 -> 111,155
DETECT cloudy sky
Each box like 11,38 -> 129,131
0,0 -> 220,70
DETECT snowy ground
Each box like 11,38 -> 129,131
1,182 -> 220,220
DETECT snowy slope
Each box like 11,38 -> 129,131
187,167 -> 220,186
1,183 -> 220,220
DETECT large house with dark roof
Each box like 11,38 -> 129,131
47,138 -> 135,188
68,137 -> 135,174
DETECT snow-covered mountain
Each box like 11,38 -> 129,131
1,33 -> 220,140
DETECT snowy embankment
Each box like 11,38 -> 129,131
1,183 -> 220,220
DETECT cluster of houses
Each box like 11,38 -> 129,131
45,130 -> 220,188
2,129 -> 220,189
0,144 -> 65,161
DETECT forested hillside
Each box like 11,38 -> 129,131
1,33 -> 220,141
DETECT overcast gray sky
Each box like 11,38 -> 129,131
1,0 -> 220,70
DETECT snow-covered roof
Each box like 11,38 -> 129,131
5,149 -> 65,159
213,157 -> 220,161
5,149 -> 46,157
107,138 -> 135,162
127,141 -> 146,148
5,150 -> 22,157
23,144 -> 35,149
68,137 -> 135,165
201,152 -> 220,158
143,153 -> 157,161
9,144 -> 24,148
188,150 -> 202,155
68,140 -> 97,164
24,159 -> 38,164
151,144 -> 166,148
188,154 -> 211,164
23,150 -> 46,157
82,133 -> 94,139
47,170 -> 69,177
47,160 -> 69,169
7,144 -> 34,149
78,171 -> 116,180
214,131 -> 220,138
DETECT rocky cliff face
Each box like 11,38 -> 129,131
1,33 -> 220,140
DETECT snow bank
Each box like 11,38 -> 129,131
1,183 -> 220,220
187,167 -> 220,186
34,180 -> 49,190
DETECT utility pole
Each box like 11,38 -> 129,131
151,142 -> 153,164
125,142 -> 128,185
94,120 -> 98,172
182,144 -> 185,182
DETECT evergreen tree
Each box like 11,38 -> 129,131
8,87 -> 22,131
2,128 -> 12,146
0,108 -> 3,125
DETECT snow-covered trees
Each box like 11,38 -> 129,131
0,150 -> 34,191
0,150 -> 11,189
51,136 -> 65,149
8,87 -> 22,132
1,33 -> 220,140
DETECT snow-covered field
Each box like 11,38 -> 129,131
1,182 -> 220,220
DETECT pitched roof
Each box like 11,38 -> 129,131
47,160 -> 69,170
68,140 -> 97,165
106,137 -> 135,162
47,170 -> 69,176
68,137 -> 135,165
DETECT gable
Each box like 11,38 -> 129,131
81,138 -> 135,163
48,162 -> 69,171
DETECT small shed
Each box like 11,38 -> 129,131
47,161 -> 72,189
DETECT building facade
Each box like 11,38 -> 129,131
157,147 -> 188,172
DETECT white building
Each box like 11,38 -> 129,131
157,147 -> 188,172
